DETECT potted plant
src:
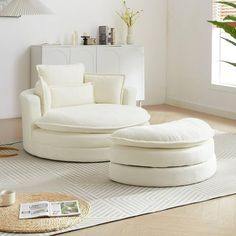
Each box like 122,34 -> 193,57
208,1 -> 236,67
117,0 -> 143,44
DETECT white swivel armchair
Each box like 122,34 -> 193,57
20,64 -> 150,162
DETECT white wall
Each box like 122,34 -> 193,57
0,0 -> 167,119
167,0 -> 236,119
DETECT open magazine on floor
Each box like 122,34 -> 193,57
19,200 -> 80,219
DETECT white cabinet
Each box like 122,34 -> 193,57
70,47 -> 97,73
31,45 -> 145,101
42,47 -> 70,65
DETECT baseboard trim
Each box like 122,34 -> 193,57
166,97 -> 236,120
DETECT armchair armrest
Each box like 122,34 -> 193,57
122,87 -> 137,106
20,89 -> 42,148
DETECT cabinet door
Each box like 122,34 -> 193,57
70,47 -> 97,73
97,46 -> 144,100
97,46 -> 121,74
42,47 -> 70,65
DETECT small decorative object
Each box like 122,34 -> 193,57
0,190 -> 16,207
117,0 -> 143,44
81,33 -> 89,45
87,38 -> 97,45
99,26 -> 110,45
81,33 -> 96,45
109,28 -> 116,45
81,35 -> 89,45
0,0 -> 52,18
71,31 -> 78,47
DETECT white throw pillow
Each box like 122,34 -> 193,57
34,78 -> 52,115
111,118 -> 215,148
84,74 -> 125,104
50,83 -> 94,108
37,64 -> 85,86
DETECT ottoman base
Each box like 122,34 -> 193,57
109,155 -> 217,187
110,139 -> 215,167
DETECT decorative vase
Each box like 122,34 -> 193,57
127,26 -> 134,45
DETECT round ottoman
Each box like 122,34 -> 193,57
109,118 -> 217,187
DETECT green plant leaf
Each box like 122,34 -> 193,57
209,2 -> 236,72
221,37 -> 236,46
208,20 -> 236,39
216,1 -> 236,9
222,60 -> 236,67
224,15 -> 236,21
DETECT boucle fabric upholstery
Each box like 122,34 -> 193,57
109,156 -> 217,187
110,139 -> 215,167
111,118 -> 215,148
110,119 -> 216,186
35,104 -> 150,134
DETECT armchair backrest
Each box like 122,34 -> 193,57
37,64 -> 85,86
33,63 -> 136,115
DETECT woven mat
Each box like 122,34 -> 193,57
0,193 -> 90,233
0,146 -> 19,158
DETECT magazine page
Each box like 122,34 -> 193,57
49,200 -> 80,217
19,201 -> 49,219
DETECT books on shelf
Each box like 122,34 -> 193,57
19,200 -> 80,219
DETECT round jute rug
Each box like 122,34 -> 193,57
0,192 -> 90,233
0,146 -> 19,158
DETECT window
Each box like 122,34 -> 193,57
212,0 -> 236,87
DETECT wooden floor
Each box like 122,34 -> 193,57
1,104 -> 236,236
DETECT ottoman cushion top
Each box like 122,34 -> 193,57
111,118 -> 214,148
35,104 -> 150,134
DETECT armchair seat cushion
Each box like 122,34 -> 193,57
34,104 -> 150,134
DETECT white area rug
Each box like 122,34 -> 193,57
1,133 -> 236,236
